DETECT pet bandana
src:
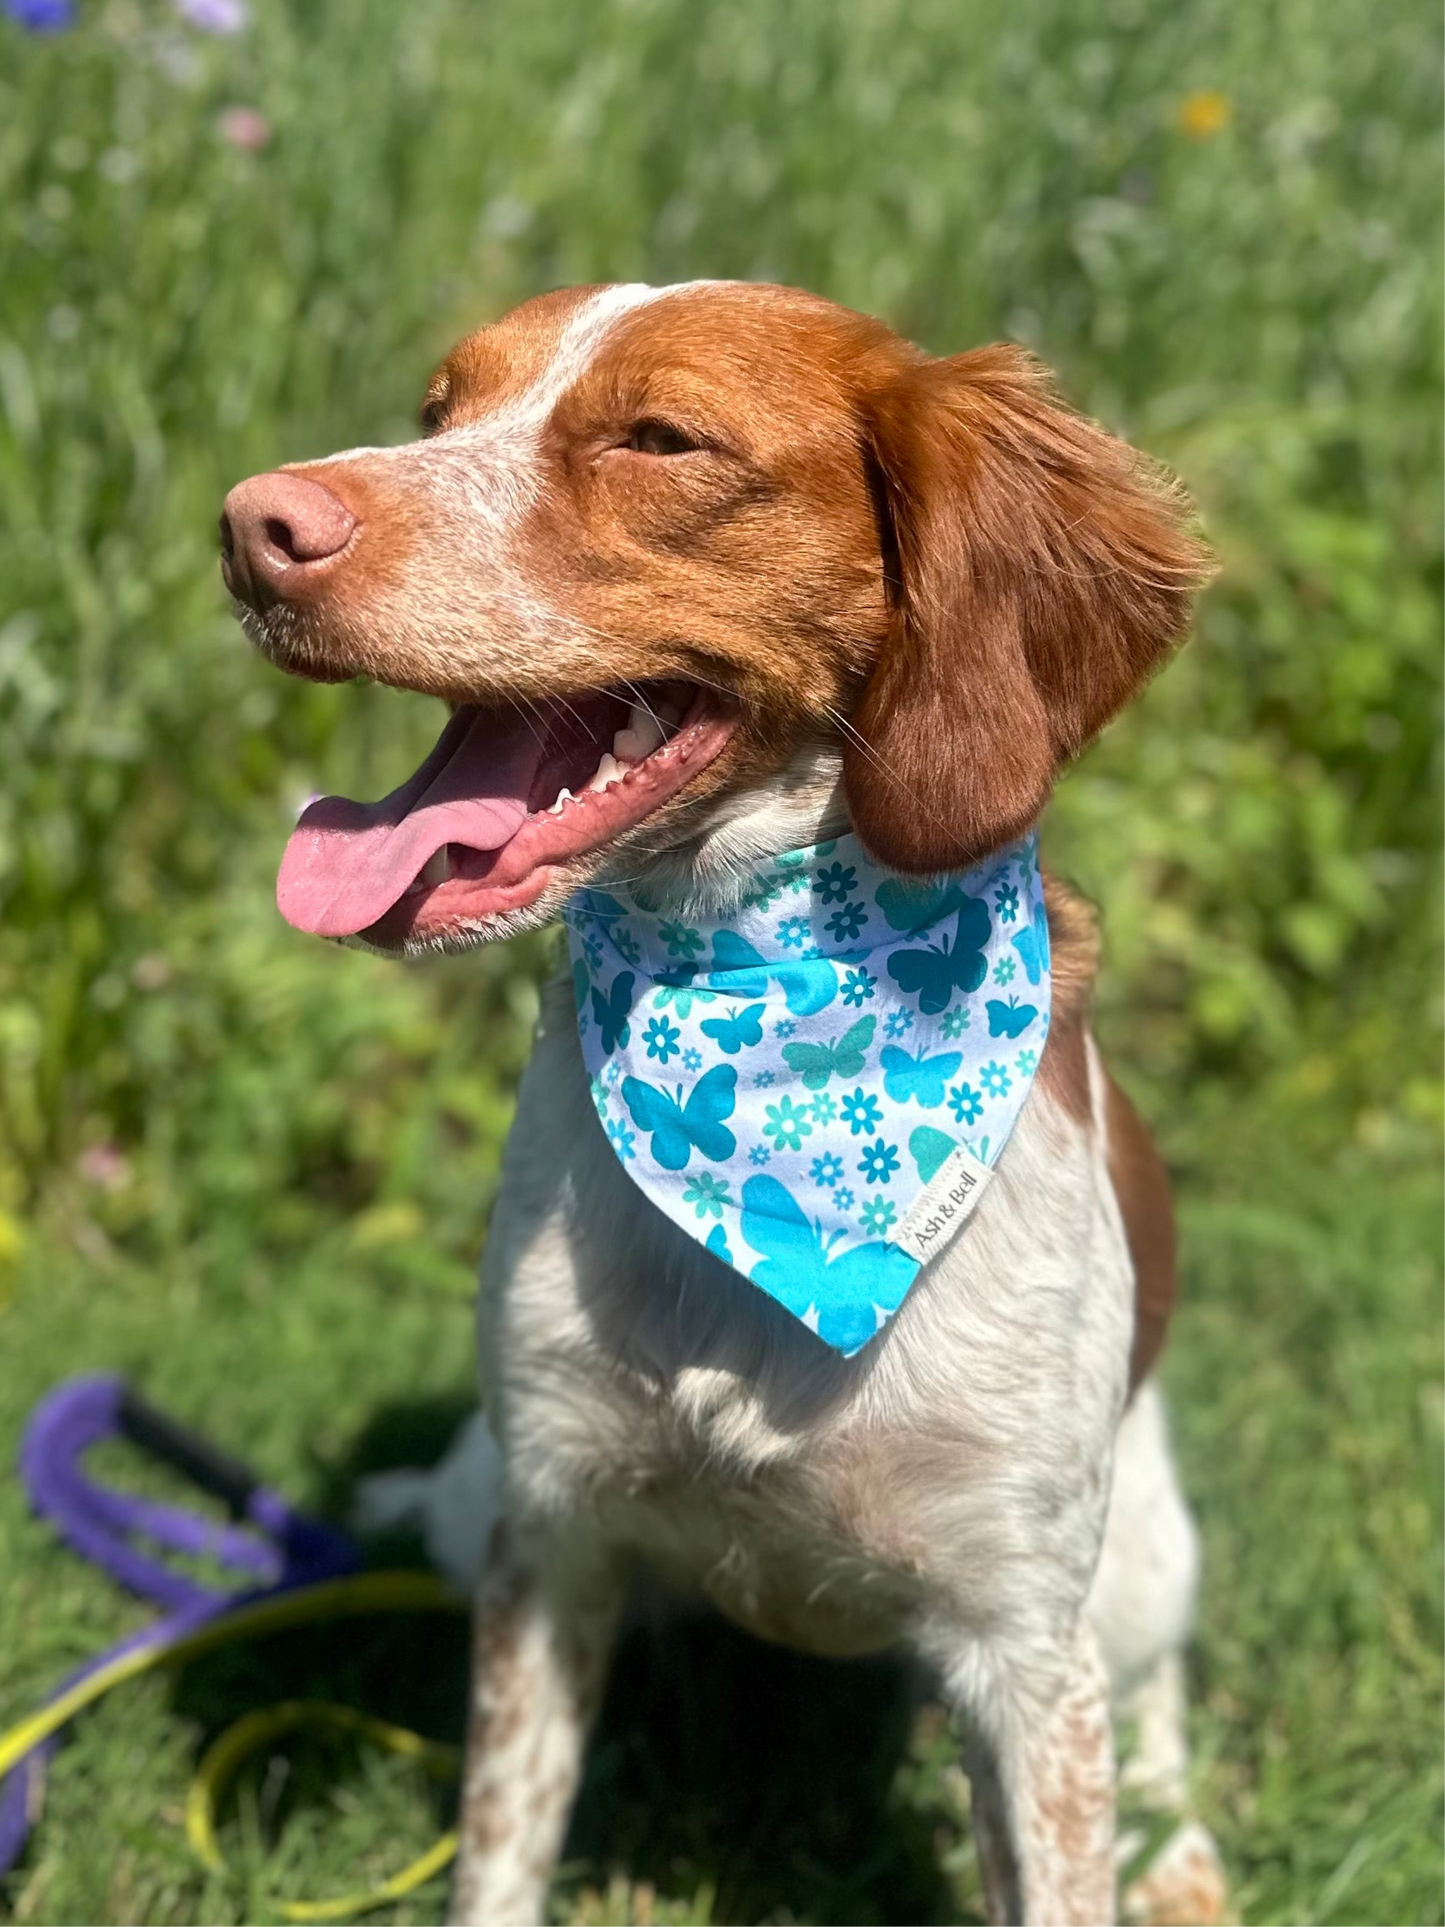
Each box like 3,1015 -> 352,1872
564,830 -> 1050,1356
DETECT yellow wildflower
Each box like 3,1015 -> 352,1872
1177,90 -> 1232,139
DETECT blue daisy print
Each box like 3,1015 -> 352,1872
948,1083 -> 985,1125
840,1089 -> 883,1136
775,914 -> 810,949
658,919 -> 704,960
993,882 -> 1020,924
613,927 -> 643,964
941,1007 -> 971,1039
842,965 -> 877,1006
810,1151 -> 846,1187
643,1015 -> 681,1064
884,1008 -> 914,1039
825,899 -> 869,942
814,860 -> 858,904
749,1144 -> 772,1167
589,1075 -> 610,1117
682,1171 -> 732,1220
606,1119 -> 636,1160
682,1047 -> 703,1072
833,1185 -> 855,1211
857,1138 -> 900,1184
980,1060 -> 1012,1098
992,955 -> 1016,986
810,1091 -> 838,1125
859,1196 -> 897,1235
753,1069 -> 776,1089
1016,1048 -> 1038,1075
774,1018 -> 798,1038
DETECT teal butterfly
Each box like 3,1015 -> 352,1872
886,898 -> 991,1015
875,875 -> 965,935
700,1002 -> 767,1054
909,1125 -> 958,1184
739,1174 -> 916,1354
621,1064 -> 738,1172
1011,899 -> 1050,986
590,969 -> 634,1052
780,1016 -> 876,1090
706,929 -> 837,1016
880,1043 -> 963,1106
651,982 -> 717,1018
986,997 -> 1038,1039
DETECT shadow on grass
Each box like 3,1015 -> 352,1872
165,1396 -> 969,1927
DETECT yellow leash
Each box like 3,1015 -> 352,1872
0,1570 -> 468,1920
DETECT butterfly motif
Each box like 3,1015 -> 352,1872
874,875 -> 965,935
590,969 -> 634,1052
700,1002 -> 767,1054
886,896 -> 991,1015
880,1043 -> 963,1107
1011,898 -> 1050,986
781,1016 -> 877,1091
706,929 -> 837,1016
651,982 -> 717,1018
621,1064 -> 738,1172
739,1173 -> 917,1355
908,1125 -> 958,1184
986,997 -> 1038,1039
705,1222 -> 734,1268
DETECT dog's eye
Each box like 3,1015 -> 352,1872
625,419 -> 701,457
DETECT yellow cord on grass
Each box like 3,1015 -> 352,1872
0,1571 -> 469,1919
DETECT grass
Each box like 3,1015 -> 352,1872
0,0 -> 1441,1920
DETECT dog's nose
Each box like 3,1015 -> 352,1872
219,471 -> 357,609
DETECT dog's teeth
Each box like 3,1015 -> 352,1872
613,704 -> 666,762
585,753 -> 623,794
546,788 -> 574,815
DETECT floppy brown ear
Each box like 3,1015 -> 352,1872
845,345 -> 1212,872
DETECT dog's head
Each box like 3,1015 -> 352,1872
222,281 -> 1208,953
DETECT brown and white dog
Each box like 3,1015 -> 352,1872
221,281 -> 1226,1926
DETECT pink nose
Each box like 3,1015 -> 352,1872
219,471 -> 357,610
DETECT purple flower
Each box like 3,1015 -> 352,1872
177,0 -> 247,29
5,0 -> 74,29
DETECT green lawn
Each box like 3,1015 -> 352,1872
0,0 -> 1440,1921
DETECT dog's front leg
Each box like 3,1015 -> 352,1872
931,1617 -> 1117,1926
448,1532 -> 621,1927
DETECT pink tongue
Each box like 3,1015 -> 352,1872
277,707 -> 541,937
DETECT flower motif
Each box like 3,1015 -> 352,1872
810,1091 -> 838,1125
606,1119 -> 636,1161
774,1018 -> 797,1039
776,914 -> 810,950
748,1144 -> 772,1167
582,933 -> 604,970
857,1138 -> 900,1184
753,1069 -> 776,1089
589,1075 -> 610,1117
1176,89 -> 1231,139
842,966 -> 877,1007
992,954 -> 1017,985
643,1016 -> 681,1064
833,1186 -> 855,1212
824,899 -> 868,942
682,1170 -> 733,1220
940,1007 -> 971,1039
840,1089 -> 883,1136
763,1096 -> 814,1152
810,1151 -> 845,1188
613,927 -> 643,964
814,860 -> 858,904
993,882 -> 1020,924
884,1008 -> 914,1039
980,1059 -> 1012,1097
948,1083 -> 984,1125
1016,1048 -> 1038,1075
658,919 -> 704,960
682,1047 -> 703,1072
604,1059 -> 622,1087
859,1196 -> 898,1235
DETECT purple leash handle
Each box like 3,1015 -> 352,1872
0,1375 -> 358,1881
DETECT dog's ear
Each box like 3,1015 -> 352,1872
846,346 -> 1211,872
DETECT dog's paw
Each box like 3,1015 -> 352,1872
1121,1819 -> 1231,1927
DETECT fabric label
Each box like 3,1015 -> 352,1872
891,1144 -> 995,1264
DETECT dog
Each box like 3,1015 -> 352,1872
221,280 -> 1227,1926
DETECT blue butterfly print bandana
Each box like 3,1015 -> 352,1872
564,829 -> 1050,1357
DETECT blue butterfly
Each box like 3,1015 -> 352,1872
590,969 -> 634,1052
1011,899 -> 1050,986
886,897 -> 991,1015
781,1016 -> 876,1090
986,997 -> 1038,1039
705,1221 -> 734,1268
651,981 -> 717,1018
880,1043 -> 963,1107
874,875 -> 965,935
621,1064 -> 737,1172
908,1125 -> 958,1184
700,1002 -> 767,1054
706,929 -> 837,1016
739,1174 -> 917,1355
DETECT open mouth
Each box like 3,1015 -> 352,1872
276,679 -> 738,944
